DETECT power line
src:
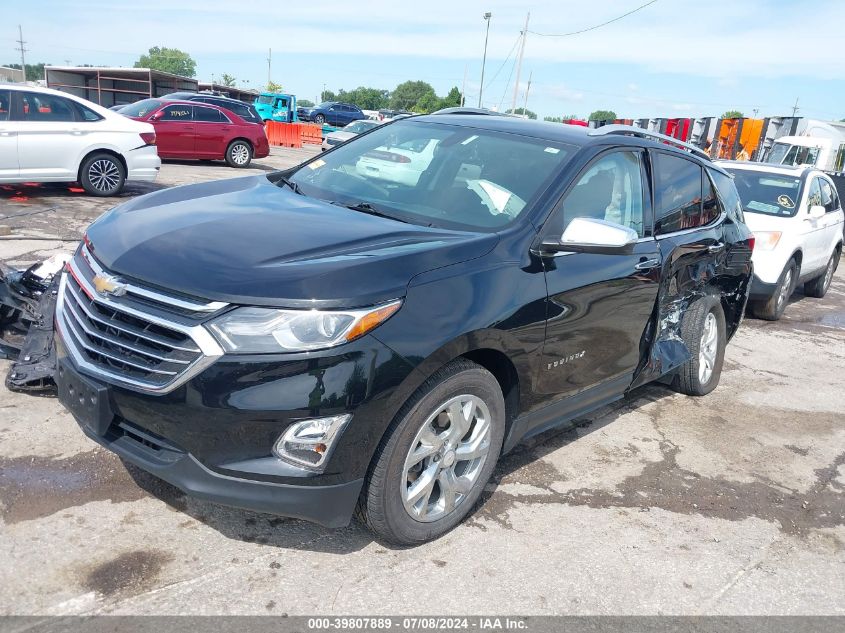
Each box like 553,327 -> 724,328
480,33 -> 522,92
528,0 -> 658,37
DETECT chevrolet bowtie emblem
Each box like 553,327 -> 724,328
92,273 -> 127,298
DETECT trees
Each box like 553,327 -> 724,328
390,80 -> 436,111
506,107 -> 537,119
266,80 -> 283,93
134,47 -> 196,78
442,86 -> 462,108
220,74 -> 237,87
721,110 -> 744,119
5,62 -> 47,81
588,109 -> 617,121
298,99 -> 315,108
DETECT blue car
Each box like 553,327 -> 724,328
298,101 -> 366,126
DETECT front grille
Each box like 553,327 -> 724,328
57,249 -> 226,393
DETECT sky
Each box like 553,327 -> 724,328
5,0 -> 845,121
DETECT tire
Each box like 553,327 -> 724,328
225,140 -> 253,168
314,114 -> 326,124
79,153 -> 125,196
804,251 -> 838,298
751,260 -> 797,321
360,359 -> 505,545
672,295 -> 726,397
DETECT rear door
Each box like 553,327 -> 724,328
802,177 -> 830,272
13,90 -> 87,180
0,89 -> 18,180
153,104 -> 195,157
193,105 -> 229,158
538,148 -> 661,400
818,176 -> 845,258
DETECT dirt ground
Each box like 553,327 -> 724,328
1,150 -> 843,615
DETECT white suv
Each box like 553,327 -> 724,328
719,161 -> 844,320
0,84 -> 160,196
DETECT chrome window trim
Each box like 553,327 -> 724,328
56,272 -> 224,395
80,245 -> 228,313
654,211 -> 727,240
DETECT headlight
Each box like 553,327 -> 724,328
753,231 -> 782,251
207,300 -> 401,353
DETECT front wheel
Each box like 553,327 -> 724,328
804,251 -> 838,298
314,114 -> 326,124
79,153 -> 126,196
225,140 -> 253,168
672,295 -> 726,397
751,260 -> 796,321
360,359 -> 505,545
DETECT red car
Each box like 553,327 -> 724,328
122,99 -> 269,168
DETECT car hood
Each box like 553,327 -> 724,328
742,210 -> 797,233
85,175 -> 498,308
328,131 -> 356,141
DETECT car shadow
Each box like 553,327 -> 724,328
162,159 -> 277,173
0,181 -> 168,202
122,382 -> 677,553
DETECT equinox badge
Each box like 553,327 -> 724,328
547,350 -> 586,370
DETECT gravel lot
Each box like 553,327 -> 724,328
1,150 -> 843,615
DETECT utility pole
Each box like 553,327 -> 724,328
16,25 -> 28,80
511,12 -> 530,114
791,97 -> 800,117
522,70 -> 533,117
461,64 -> 468,107
478,12 -> 492,108
267,48 -> 272,86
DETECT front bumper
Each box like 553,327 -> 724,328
749,273 -> 778,301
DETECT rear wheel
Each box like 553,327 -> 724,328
79,153 -> 125,196
225,140 -> 253,168
804,251 -> 838,298
672,295 -> 726,397
360,359 -> 505,545
751,260 -> 796,321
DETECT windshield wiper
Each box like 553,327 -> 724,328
333,201 -> 410,224
278,175 -> 303,195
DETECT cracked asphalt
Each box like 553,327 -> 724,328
1,149 -> 843,615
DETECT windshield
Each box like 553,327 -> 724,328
119,99 -> 164,118
344,120 -> 378,133
287,120 -> 576,231
257,95 -> 273,104
727,168 -> 803,217
767,142 -> 819,167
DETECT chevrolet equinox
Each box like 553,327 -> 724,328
54,117 -> 754,545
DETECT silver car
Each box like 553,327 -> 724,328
321,119 -> 381,151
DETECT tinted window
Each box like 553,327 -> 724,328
160,105 -> 193,121
226,102 -> 252,119
14,91 -> 77,122
710,170 -> 744,223
119,99 -> 163,118
562,151 -> 646,237
288,120 -> 575,231
819,178 -> 838,212
701,170 -> 720,225
194,106 -> 226,122
0,90 -> 9,121
653,153 -> 703,234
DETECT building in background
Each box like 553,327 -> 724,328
0,66 -> 25,82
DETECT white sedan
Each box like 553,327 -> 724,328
719,161 -> 844,320
321,119 -> 381,152
0,84 -> 160,196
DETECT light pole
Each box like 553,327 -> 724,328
478,12 -> 492,108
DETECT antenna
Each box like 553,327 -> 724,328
16,25 -> 28,80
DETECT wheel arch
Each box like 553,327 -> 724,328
76,147 -> 127,183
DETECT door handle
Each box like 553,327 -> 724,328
70,129 -> 85,135
707,242 -> 725,253
635,258 -> 660,271
0,130 -> 13,137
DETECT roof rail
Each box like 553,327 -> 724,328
588,124 -> 711,161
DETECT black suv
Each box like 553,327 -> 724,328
54,118 -> 753,545
159,92 -> 263,125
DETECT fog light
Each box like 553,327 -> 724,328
273,414 -> 352,471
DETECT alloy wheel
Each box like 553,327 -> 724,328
823,256 -> 835,291
401,394 -> 492,522
777,268 -> 793,308
88,159 -> 120,193
230,143 -> 250,166
698,312 -> 718,385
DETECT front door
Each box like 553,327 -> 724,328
13,90 -> 85,180
0,89 -> 18,180
153,104 -> 195,158
538,148 -> 661,400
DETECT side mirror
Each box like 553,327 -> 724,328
540,217 -> 639,255
809,204 -> 826,219
150,112 -> 162,121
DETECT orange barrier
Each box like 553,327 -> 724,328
300,123 -> 323,145
265,121 -> 303,148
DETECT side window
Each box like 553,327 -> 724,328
74,102 -> 102,122
701,169 -> 721,225
230,103 -> 250,118
0,90 -> 10,121
653,153 -> 704,235
710,170 -> 745,224
194,106 -> 226,122
806,177 -> 822,208
14,91 -> 77,122
561,151 -> 646,237
819,178 -> 838,212
160,105 -> 193,121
